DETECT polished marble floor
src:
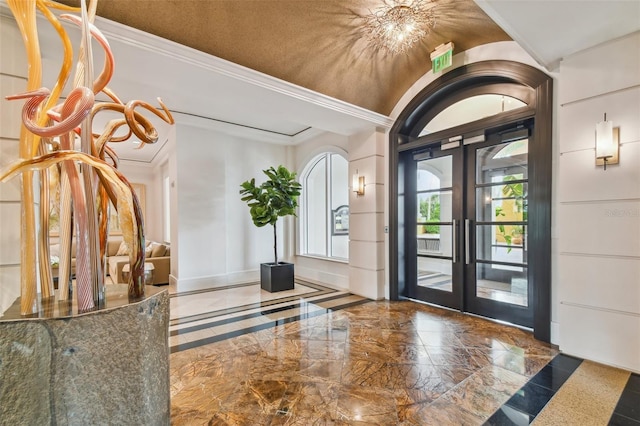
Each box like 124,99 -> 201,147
168,280 -> 639,425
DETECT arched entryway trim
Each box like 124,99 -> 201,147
389,60 -> 553,342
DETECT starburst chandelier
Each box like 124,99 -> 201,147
363,0 -> 436,55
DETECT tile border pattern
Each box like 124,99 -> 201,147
169,280 -> 367,353
486,354 -> 640,426
610,373 -> 640,425
169,279 -> 335,327
484,354 -> 583,425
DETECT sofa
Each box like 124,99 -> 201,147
51,239 -> 171,285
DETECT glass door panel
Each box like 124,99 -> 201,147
466,130 -> 532,327
410,150 -> 461,309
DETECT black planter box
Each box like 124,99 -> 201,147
260,262 -> 294,292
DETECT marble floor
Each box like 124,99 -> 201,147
168,280 -> 639,425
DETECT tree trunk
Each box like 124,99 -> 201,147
273,222 -> 278,265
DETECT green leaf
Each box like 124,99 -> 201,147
239,165 -> 301,256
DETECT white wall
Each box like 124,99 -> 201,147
173,117 -> 288,291
0,14 -> 24,315
556,32 -> 640,372
118,162 -> 163,243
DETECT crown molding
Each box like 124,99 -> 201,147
0,1 -> 393,130
97,21 -> 394,129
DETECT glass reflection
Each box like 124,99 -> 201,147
476,183 -> 528,223
476,140 -> 528,185
417,156 -> 453,191
476,263 -> 528,306
417,224 -> 453,293
476,225 -> 527,263
417,191 -> 452,224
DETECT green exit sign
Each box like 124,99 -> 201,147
430,42 -> 454,73
432,49 -> 452,73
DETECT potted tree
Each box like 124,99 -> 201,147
240,165 -> 302,292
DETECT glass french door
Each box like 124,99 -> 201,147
404,123 -> 533,328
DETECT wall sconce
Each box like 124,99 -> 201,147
353,170 -> 365,197
595,113 -> 619,170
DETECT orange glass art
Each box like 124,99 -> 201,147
2,0 -> 174,314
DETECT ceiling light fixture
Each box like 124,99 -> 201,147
363,0 -> 436,55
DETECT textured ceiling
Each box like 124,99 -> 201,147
58,0 -> 510,115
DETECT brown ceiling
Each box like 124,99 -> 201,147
58,0 -> 510,116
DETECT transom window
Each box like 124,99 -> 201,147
419,94 -> 527,136
300,153 -> 348,260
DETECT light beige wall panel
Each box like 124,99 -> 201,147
349,153 -> 384,215
349,240 -> 384,270
349,129 -> 385,161
0,15 -> 28,77
559,32 -> 640,105
558,201 -> 640,257
0,75 -> 25,140
375,154 -> 386,183
558,254 -> 640,314
0,137 -> 20,201
349,155 -> 385,184
558,144 -> 640,202
349,267 -> 385,300
550,237 -> 560,324
0,265 -> 20,317
349,212 -> 384,242
0,203 -> 20,265
559,304 -> 640,372
294,256 -> 349,290
349,128 -> 385,300
558,87 -> 640,153
349,183 -> 384,215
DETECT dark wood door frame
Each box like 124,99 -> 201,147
389,60 -> 553,342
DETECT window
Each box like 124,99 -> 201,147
419,94 -> 527,136
300,153 -> 348,260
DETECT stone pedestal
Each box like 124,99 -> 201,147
0,285 -> 170,425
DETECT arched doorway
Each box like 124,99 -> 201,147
389,61 -> 553,342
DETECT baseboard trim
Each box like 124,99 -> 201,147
176,270 -> 259,292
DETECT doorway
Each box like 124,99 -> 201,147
389,61 -> 553,341
403,121 -> 533,327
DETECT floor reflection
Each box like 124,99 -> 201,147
169,281 -> 635,425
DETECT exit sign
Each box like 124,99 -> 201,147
431,42 -> 454,73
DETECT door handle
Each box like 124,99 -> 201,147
465,219 -> 471,265
452,219 -> 457,263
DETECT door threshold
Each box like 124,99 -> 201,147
465,311 -> 533,333
400,296 -> 533,333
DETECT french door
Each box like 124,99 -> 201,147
403,121 -> 533,328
